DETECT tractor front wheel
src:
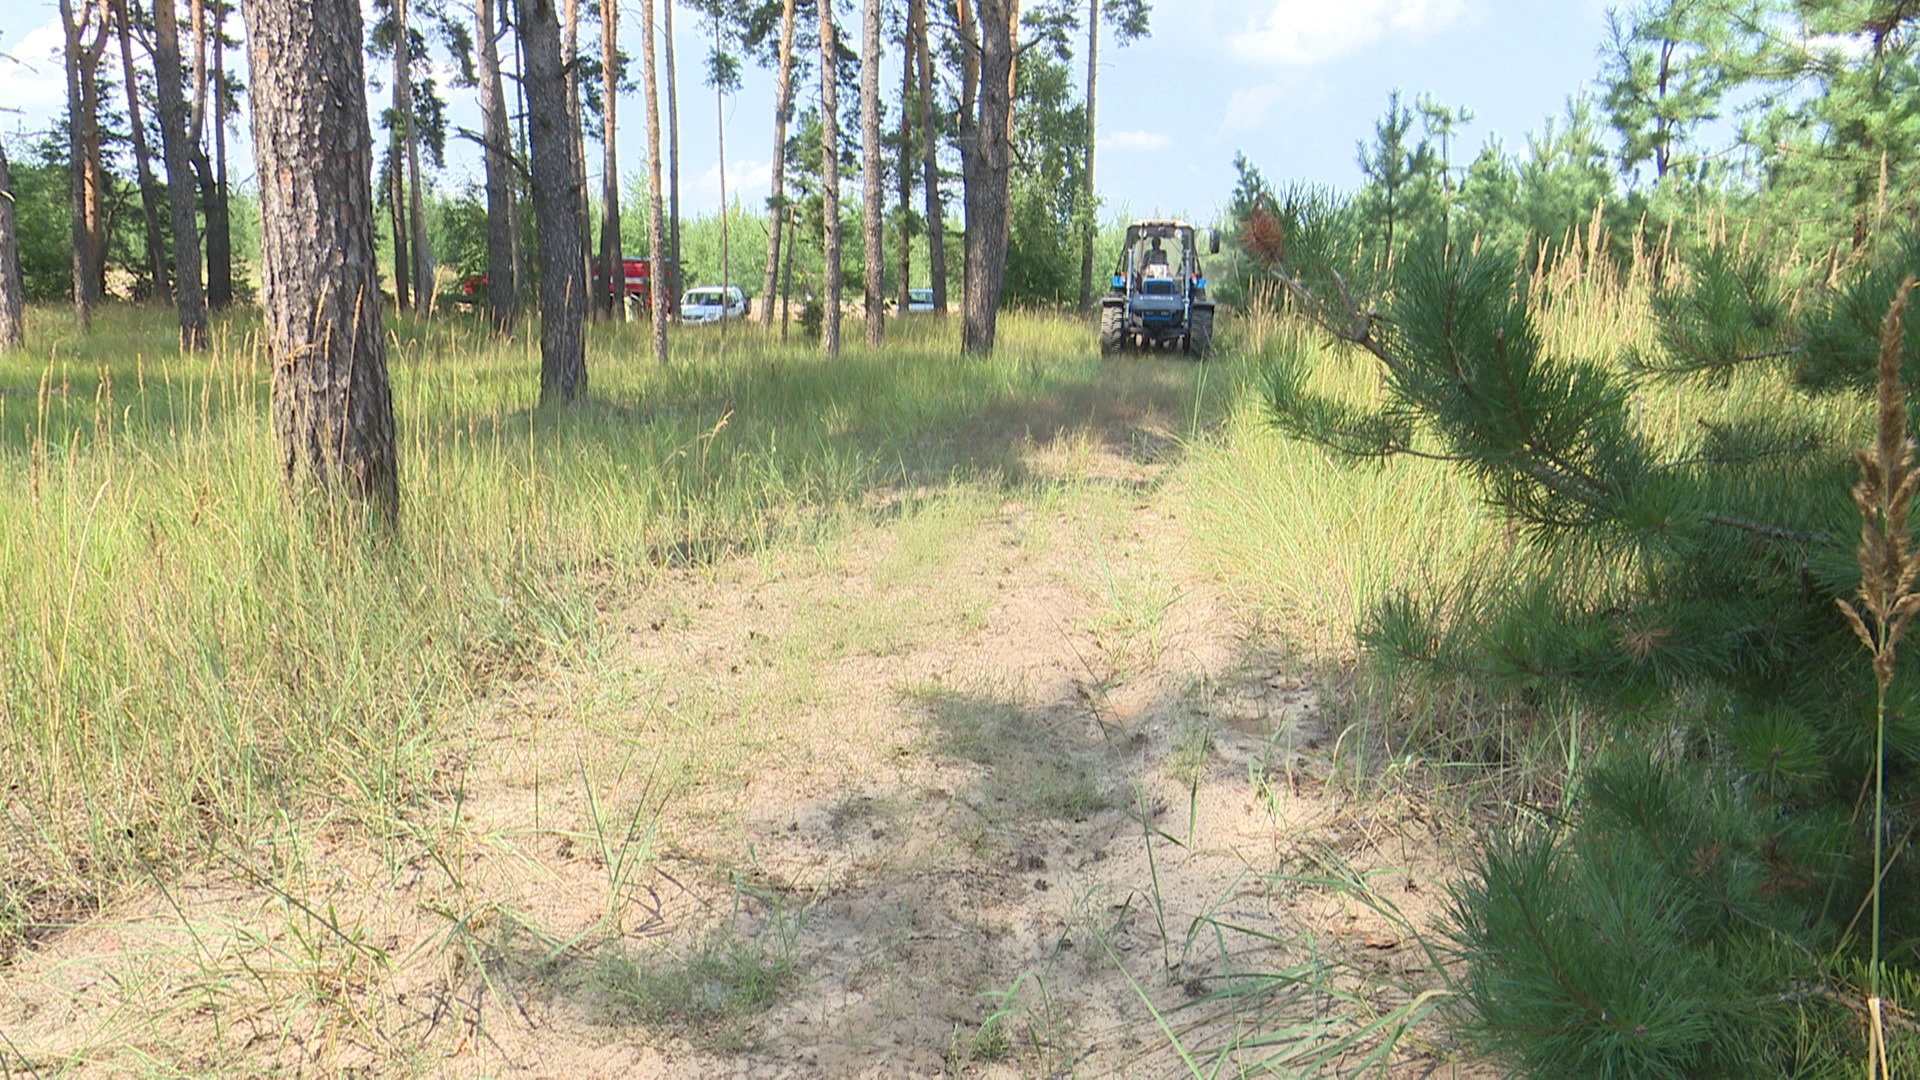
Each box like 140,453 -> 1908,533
1100,304 -> 1126,357
1187,308 -> 1215,359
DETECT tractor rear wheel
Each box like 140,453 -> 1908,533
1187,307 -> 1215,359
1099,304 -> 1125,356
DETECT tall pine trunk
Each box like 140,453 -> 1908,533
859,0 -> 884,346
664,0 -> 681,320
114,0 -> 171,305
191,149 -> 231,310
894,1 -> 913,313
781,202 -> 796,340
388,29 -> 411,309
0,141 -> 24,350
563,0 -> 593,316
205,0 -> 233,309
60,0 -> 106,329
715,43 -> 729,336
640,0 -> 668,361
240,0 -> 398,522
518,0 -> 589,402
818,0 -> 842,355
477,0 -> 520,334
153,0 -> 212,350
914,0 -> 945,315
758,0 -> 796,329
396,0 -> 433,312
598,0 -> 621,321
1076,0 -> 1097,313
958,0 -> 1015,355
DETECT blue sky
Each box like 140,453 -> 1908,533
0,0 -> 1618,223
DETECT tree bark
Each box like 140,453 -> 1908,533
758,0 -> 796,329
153,0 -> 212,350
715,21 -> 730,337
563,0 -> 593,316
192,148 -> 232,311
396,0 -> 433,311
953,0 -> 976,317
781,202 -> 796,341
915,0 -> 945,315
895,0 -> 914,313
598,0 -> 621,321
664,0 -> 681,320
0,141 -> 25,350
114,0 -> 171,305
640,0 -> 669,362
240,0 -> 398,522
859,0 -> 884,346
60,0 -> 108,328
818,0 -> 841,355
476,0 -> 520,334
958,0 -> 1014,355
519,0 -> 590,401
388,19 -> 411,309
205,0 -> 233,309
1076,0 -> 1097,313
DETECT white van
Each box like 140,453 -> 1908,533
681,285 -> 748,325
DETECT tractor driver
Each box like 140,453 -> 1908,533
1143,236 -> 1171,279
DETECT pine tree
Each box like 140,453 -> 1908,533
1250,189 -> 1920,1077
0,141 -> 24,350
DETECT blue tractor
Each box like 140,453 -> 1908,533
1100,219 -> 1219,358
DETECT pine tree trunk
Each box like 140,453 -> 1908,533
0,141 -> 25,350
758,0 -> 796,329
664,0 -> 681,320
959,0 -> 1014,355
518,0 -> 589,401
598,0 -> 621,321
387,153 -> 410,307
895,2 -> 913,313
388,30 -> 411,309
1076,0 -> 1097,313
914,0 -> 945,315
206,0 -> 233,310
60,0 -> 105,329
81,14 -> 108,303
563,0 -> 592,316
240,0 -> 398,522
640,0 -> 669,363
716,63 -> 729,337
954,0 -> 977,317
818,0 -> 841,355
153,0 -> 211,350
781,202 -> 796,341
397,0 -> 433,312
114,0 -> 171,305
192,148 -> 232,310
476,0 -> 519,334
859,0 -> 884,346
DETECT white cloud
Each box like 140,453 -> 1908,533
693,157 -> 772,211
1223,83 -> 1290,132
1100,129 -> 1170,152
1230,0 -> 1472,67
0,19 -> 70,116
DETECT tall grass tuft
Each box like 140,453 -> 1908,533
1835,276 -> 1918,1079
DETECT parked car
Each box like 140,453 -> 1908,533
681,285 -> 748,325
905,287 -> 935,314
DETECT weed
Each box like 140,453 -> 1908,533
591,880 -> 804,1039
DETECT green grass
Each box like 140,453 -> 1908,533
0,301 -> 1224,960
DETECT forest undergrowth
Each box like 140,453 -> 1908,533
1,261 -> 1909,1073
